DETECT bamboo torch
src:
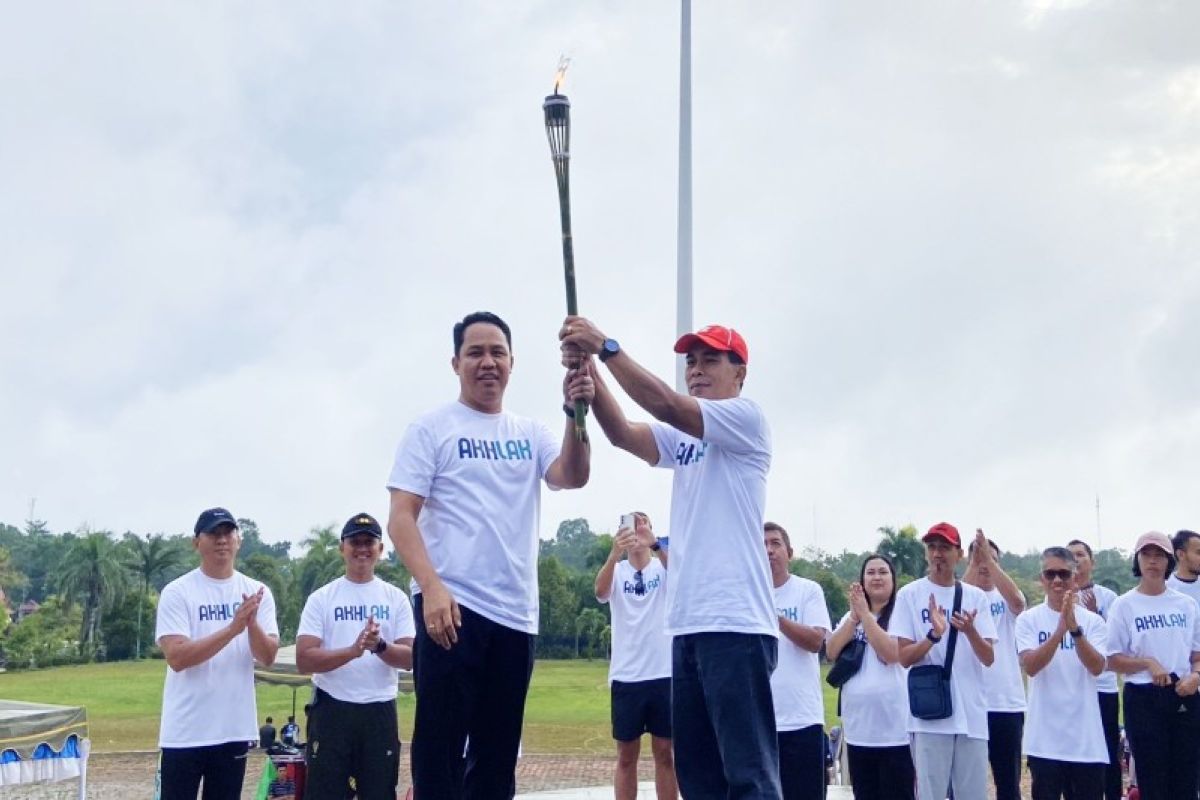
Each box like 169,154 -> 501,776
543,57 -> 588,441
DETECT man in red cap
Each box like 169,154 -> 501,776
892,522 -> 997,800
560,317 -> 778,799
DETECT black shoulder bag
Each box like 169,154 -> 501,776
826,635 -> 867,689
906,581 -> 961,721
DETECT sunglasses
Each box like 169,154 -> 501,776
1042,568 -> 1073,582
633,570 -> 645,596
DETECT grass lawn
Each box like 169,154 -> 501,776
0,659 -> 842,754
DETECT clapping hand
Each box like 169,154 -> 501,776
356,614 -> 381,654
927,594 -> 948,639
231,588 -> 265,635
950,608 -> 979,636
973,529 -> 992,564
1061,589 -> 1078,632
848,583 -> 870,623
1078,586 -> 1098,613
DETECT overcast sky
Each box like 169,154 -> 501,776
3,2 -> 1197,557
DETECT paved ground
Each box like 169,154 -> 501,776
0,749 -> 1030,799
0,751 -> 664,799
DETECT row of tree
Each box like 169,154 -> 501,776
0,518 -> 1137,670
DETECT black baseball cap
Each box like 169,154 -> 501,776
194,507 -> 238,536
341,512 -> 383,540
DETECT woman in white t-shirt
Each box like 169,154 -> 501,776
827,554 -> 914,800
1106,531 -> 1200,800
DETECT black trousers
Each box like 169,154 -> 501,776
1122,682 -> 1200,800
778,724 -> 826,800
159,741 -> 249,800
410,597 -> 534,800
1062,692 -> 1122,800
1097,692 -> 1121,800
1028,755 -> 1104,800
306,688 -> 399,800
846,743 -> 915,800
672,632 -> 781,800
987,711 -> 1024,800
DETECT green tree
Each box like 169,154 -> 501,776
238,518 -> 293,560
789,559 -> 849,622
99,591 -> 157,661
122,533 -> 188,657
876,525 -> 926,579
574,607 -> 607,659
537,555 -> 579,657
0,545 -> 28,631
241,553 -> 299,641
539,518 -> 599,571
54,531 -> 132,659
5,596 -> 85,669
6,520 -> 72,603
295,527 -> 343,601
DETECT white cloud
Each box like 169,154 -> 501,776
2,2 -> 1199,558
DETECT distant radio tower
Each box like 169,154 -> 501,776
1095,494 -> 1102,549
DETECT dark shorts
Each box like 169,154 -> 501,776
611,677 -> 672,741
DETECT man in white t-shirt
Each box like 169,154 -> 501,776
893,522 -> 997,800
296,512 -> 416,800
387,311 -> 593,799
155,507 -> 280,800
963,530 -> 1026,800
1167,529 -> 1200,608
1015,546 -> 1109,800
595,511 -> 676,800
560,319 -> 777,799
765,522 -> 832,800
1067,538 -> 1122,800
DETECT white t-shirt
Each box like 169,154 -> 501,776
891,577 -> 998,739
771,575 -> 831,731
1080,583 -> 1120,693
297,576 -> 417,703
600,559 -> 671,684
387,401 -> 561,634
155,568 -> 279,748
650,397 -> 775,637
1167,574 -> 1200,610
836,612 -> 910,747
1015,602 -> 1109,763
983,587 -> 1026,713
1106,587 -> 1200,684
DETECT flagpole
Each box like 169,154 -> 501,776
675,0 -> 693,393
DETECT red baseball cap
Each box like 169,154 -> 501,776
922,522 -> 961,547
673,325 -> 749,364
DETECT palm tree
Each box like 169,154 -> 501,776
296,526 -> 344,600
124,533 -> 187,658
55,531 -> 132,658
876,525 -> 927,580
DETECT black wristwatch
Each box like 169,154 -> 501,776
1068,627 -> 1083,638
373,639 -> 389,655
650,539 -> 662,552
598,338 -> 621,362
926,630 -> 942,644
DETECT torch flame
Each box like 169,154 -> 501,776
553,55 -> 571,94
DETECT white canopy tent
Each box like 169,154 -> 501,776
0,699 -> 89,796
